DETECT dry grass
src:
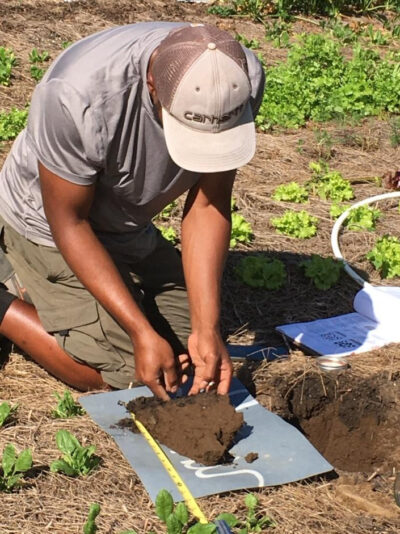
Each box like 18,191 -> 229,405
1,1 -> 400,532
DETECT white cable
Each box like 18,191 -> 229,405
330,191 -> 400,287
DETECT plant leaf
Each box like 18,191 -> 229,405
14,449 -> 32,473
215,513 -> 239,527
0,402 -> 11,426
155,489 -> 174,522
50,459 -> 78,476
55,429 -> 80,455
174,502 -> 189,526
2,444 -> 16,477
187,523 -> 217,534
166,513 -> 183,534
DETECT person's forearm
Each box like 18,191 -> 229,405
181,193 -> 231,331
51,218 -> 153,340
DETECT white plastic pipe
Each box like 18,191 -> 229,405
330,191 -> 400,287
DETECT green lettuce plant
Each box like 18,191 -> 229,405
0,444 -> 32,492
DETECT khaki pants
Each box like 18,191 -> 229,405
0,217 -> 191,389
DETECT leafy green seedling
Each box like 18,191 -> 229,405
235,33 -> 260,49
207,5 -> 236,17
330,204 -> 381,231
157,225 -> 177,244
61,41 -> 73,49
0,444 -> 32,492
83,502 -> 139,534
367,235 -> 400,279
0,47 -> 16,86
271,210 -> 318,239
30,65 -> 45,82
29,48 -> 50,64
301,255 -> 343,290
50,429 -> 100,477
307,162 -> 354,202
272,182 -> 308,203
0,108 -> 28,141
29,48 -> 50,82
84,503 -> 101,534
230,212 -> 253,248
235,256 -> 286,290
216,492 -> 275,532
157,201 -> 177,220
51,390 -> 85,418
0,402 -> 18,427
155,489 -> 216,533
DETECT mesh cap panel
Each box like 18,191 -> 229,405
152,24 -> 249,110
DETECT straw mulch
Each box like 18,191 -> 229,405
1,1 -> 400,533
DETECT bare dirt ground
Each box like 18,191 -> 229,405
1,1 -> 400,533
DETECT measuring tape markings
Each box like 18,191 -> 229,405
130,412 -> 209,525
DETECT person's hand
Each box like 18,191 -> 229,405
133,331 -> 188,401
187,329 -> 233,395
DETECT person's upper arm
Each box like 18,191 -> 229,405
26,80 -> 104,186
184,171 -> 236,218
39,163 -> 95,232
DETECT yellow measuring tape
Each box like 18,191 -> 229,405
130,411 -> 208,524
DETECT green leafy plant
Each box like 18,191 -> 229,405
272,182 -> 308,203
29,48 -> 50,82
51,390 -> 85,419
0,108 -> 28,141
29,48 -> 50,64
330,204 -> 381,231
0,401 -> 18,427
301,255 -> 343,290
61,40 -> 73,49
230,212 -> 253,248
0,444 -> 32,492
363,24 -> 390,46
158,201 -> 177,220
84,503 -> 101,534
216,493 -> 275,533
0,47 -> 16,86
265,20 -> 291,49
156,489 -> 216,533
157,225 -> 177,244
50,429 -> 100,477
255,33 -> 400,130
235,256 -> 286,290
83,502 -> 139,534
235,33 -> 260,49
271,210 -> 318,239
207,4 -> 236,17
366,235 -> 400,278
307,161 -> 354,202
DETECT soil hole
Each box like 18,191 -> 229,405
285,372 -> 400,473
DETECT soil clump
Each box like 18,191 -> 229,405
121,392 -> 244,466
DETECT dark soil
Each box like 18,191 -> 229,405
255,365 -> 400,474
121,392 -> 244,466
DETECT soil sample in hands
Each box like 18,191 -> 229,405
123,392 -> 244,466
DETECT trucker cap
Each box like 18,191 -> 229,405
151,24 -> 256,173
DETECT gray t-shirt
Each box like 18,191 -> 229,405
0,22 -> 265,258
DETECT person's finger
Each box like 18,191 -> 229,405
147,379 -> 170,401
189,376 -> 215,395
178,354 -> 191,375
217,376 -> 230,395
163,361 -> 179,393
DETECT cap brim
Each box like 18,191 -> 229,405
162,102 -> 256,173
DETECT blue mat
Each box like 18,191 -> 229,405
79,378 -> 332,503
